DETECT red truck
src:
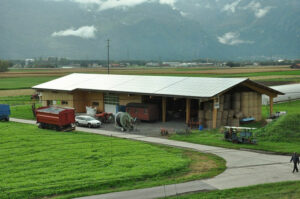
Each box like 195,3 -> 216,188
36,106 -> 76,131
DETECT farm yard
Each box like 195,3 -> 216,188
1,65 -> 300,199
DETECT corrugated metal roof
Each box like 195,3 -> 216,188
262,83 -> 300,104
33,73 -> 252,98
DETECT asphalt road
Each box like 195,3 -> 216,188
10,118 -> 300,199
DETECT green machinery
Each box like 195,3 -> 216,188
223,126 -> 257,144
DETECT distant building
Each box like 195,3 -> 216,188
25,58 -> 35,67
146,62 -> 160,67
290,63 -> 300,69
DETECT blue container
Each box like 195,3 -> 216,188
0,104 -> 10,121
198,125 -> 204,131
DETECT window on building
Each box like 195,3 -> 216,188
47,100 -> 53,106
104,93 -> 119,105
62,100 -> 68,105
92,102 -> 99,107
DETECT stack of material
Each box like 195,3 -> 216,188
206,120 -> 213,129
241,92 -> 249,117
197,91 -> 263,129
248,92 -> 255,117
198,110 -> 204,124
224,94 -> 231,110
219,95 -> 224,111
222,110 -> 228,126
205,109 -> 212,128
230,118 -> 240,127
217,111 -> 222,127
204,101 -> 213,111
233,93 -> 241,112
252,93 -> 258,120
256,93 -> 262,120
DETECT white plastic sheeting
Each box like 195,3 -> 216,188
262,83 -> 300,105
33,73 -> 248,98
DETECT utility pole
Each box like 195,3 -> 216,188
107,39 -> 110,74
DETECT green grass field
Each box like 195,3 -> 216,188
0,77 -> 57,90
0,122 -> 225,199
262,100 -> 300,117
171,100 -> 300,154
0,95 -> 41,120
166,181 -> 300,199
0,95 -> 35,105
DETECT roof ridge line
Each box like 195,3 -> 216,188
153,76 -> 189,94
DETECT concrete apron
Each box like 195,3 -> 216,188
10,118 -> 300,199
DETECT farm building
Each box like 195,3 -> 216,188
290,63 -> 300,69
33,74 -> 282,129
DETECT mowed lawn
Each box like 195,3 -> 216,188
166,181 -> 300,199
0,122 -> 225,199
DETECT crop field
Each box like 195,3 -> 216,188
0,122 -> 225,199
0,77 -> 58,90
1,66 -> 300,90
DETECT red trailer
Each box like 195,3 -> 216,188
36,106 -> 76,131
126,103 -> 159,121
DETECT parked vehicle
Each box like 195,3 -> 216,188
95,112 -> 114,123
0,104 -> 10,121
36,106 -> 76,131
223,126 -> 257,144
126,103 -> 159,121
75,115 -> 101,128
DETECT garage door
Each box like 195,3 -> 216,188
104,93 -> 119,114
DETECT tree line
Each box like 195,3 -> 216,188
0,60 -> 12,72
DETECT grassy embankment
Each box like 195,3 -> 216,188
171,100 -> 300,154
166,181 -> 300,199
0,122 -> 225,199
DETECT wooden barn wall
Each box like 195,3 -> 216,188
72,91 -> 104,113
41,91 -> 74,107
72,91 -> 86,113
85,92 -> 104,112
119,94 -> 142,106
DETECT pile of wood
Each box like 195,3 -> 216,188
198,92 -> 262,129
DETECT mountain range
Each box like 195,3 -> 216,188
0,0 -> 299,60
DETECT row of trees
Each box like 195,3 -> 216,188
0,60 -> 12,72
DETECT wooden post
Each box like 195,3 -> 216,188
269,96 -> 274,117
186,98 -> 191,124
162,97 -> 166,122
213,98 -> 218,129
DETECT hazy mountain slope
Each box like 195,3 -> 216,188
0,0 -> 299,60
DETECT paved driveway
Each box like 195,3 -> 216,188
11,118 -> 300,199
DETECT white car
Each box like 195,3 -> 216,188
75,115 -> 101,128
